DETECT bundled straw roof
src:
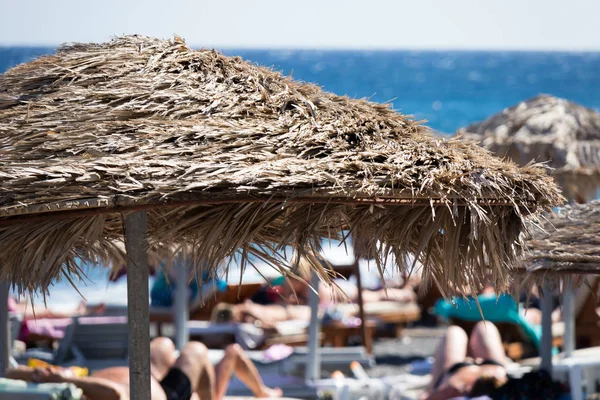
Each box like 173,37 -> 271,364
523,200 -> 600,276
458,95 -> 600,202
0,35 -> 562,295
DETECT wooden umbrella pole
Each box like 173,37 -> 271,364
354,261 -> 369,354
305,273 -> 322,383
174,255 -> 189,350
540,282 -> 553,375
563,276 -> 575,358
123,210 -> 151,400
0,281 -> 9,377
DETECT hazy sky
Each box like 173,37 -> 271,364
1,0 -> 599,50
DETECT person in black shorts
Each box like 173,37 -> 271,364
420,321 -> 509,400
7,337 -> 282,400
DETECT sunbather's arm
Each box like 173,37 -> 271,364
11,298 -> 105,320
5,366 -> 37,381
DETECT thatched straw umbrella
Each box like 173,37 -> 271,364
519,200 -> 600,380
458,95 -> 600,375
524,200 -> 600,276
0,36 -> 562,397
458,94 -> 600,203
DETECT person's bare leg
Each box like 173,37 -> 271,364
214,344 -> 282,399
150,337 -> 177,381
426,325 -> 469,393
468,321 -> 509,365
171,341 -> 216,400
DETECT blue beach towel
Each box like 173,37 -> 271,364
434,293 -> 543,350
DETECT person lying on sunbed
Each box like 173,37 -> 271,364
419,321 -> 509,400
213,257 -> 417,328
9,296 -> 106,344
7,337 -> 282,400
9,296 -> 106,320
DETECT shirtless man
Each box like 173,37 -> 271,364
7,337 -> 282,400
420,321 -> 509,400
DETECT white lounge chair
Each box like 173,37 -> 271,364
513,346 -> 600,400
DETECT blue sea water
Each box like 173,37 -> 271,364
1,47 -> 599,306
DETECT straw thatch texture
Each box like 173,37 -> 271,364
0,35 -> 562,295
458,95 -> 600,202
523,200 -> 600,276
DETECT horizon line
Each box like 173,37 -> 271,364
1,42 -> 600,54
0,35 -> 600,53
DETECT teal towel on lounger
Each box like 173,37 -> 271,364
434,293 -> 543,350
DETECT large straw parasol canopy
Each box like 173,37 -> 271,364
524,200 -> 600,276
0,35 -> 562,295
458,95 -> 600,202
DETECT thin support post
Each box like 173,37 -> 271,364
123,211 -> 151,400
563,276 -> 575,358
569,364 -> 583,400
354,261 -> 369,353
540,282 -> 553,375
0,281 -> 9,377
174,255 -> 189,350
306,273 -> 321,383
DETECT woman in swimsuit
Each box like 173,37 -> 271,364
420,321 -> 509,400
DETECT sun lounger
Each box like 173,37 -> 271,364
56,316 -> 129,370
257,319 -> 318,349
386,373 -> 431,400
226,373 -> 319,399
188,320 -> 265,349
335,301 -> 421,337
21,316 -> 129,372
286,346 -> 374,376
0,378 -> 82,400
205,347 -> 294,376
188,319 -> 312,350
204,343 -> 372,379
321,319 -> 377,353
514,346 -> 600,400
